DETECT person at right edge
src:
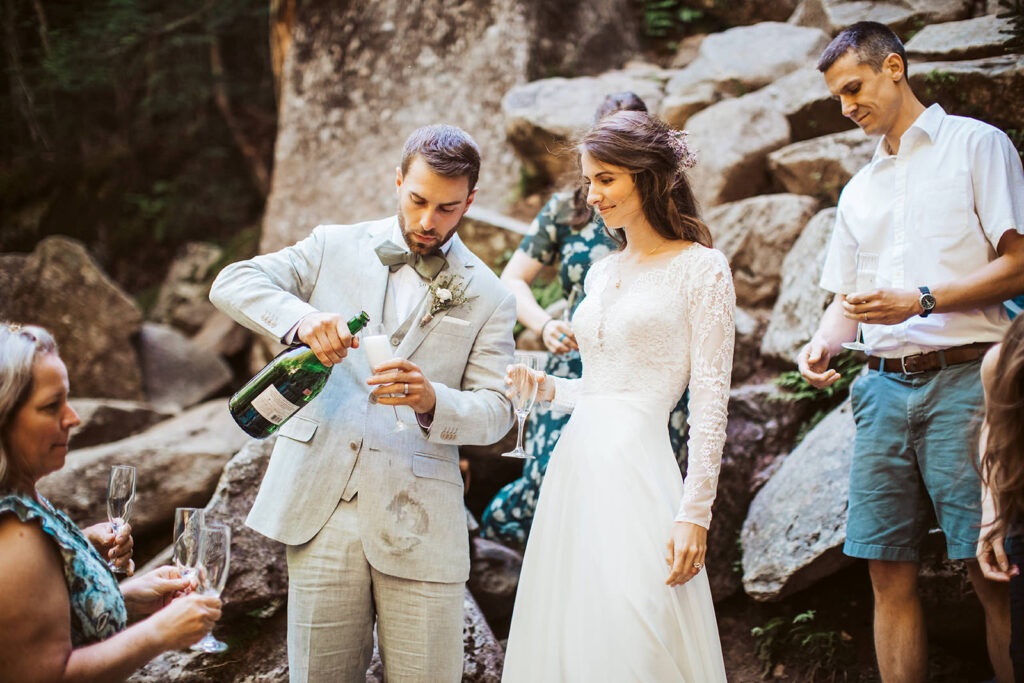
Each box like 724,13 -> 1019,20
799,21 -> 1024,683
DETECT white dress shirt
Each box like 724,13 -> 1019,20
386,220 -> 456,321
819,104 -> 1024,357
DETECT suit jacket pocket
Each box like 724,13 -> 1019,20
411,451 -> 462,486
278,415 -> 318,443
434,316 -> 475,338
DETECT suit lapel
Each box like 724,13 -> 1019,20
395,237 -> 476,360
360,219 -> 396,326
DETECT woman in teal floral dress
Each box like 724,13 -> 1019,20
0,323 -> 221,680
481,97 -> 691,548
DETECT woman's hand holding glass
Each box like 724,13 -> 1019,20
541,318 -> 578,355
83,520 -> 134,576
105,465 -> 136,575
120,565 -> 193,616
502,354 -> 550,459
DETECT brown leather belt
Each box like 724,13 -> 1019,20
866,341 -> 994,375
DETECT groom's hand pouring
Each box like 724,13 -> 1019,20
368,359 -> 437,416
297,312 -> 360,366
665,521 -> 707,587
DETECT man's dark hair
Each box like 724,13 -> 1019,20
817,21 -> 908,75
400,124 -> 481,194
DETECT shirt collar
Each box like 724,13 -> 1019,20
870,103 -> 946,162
391,219 -> 457,256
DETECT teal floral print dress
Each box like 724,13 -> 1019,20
0,491 -> 127,646
480,192 -> 690,548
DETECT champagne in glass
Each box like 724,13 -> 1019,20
191,523 -> 231,653
173,507 -> 205,584
363,323 -> 406,432
841,252 -> 880,353
105,465 -> 135,574
502,353 -> 541,459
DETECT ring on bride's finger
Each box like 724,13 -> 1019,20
692,562 -> 702,569
558,332 -> 567,341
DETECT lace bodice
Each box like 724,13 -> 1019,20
548,245 -> 735,527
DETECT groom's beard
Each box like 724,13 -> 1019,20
397,203 -> 460,256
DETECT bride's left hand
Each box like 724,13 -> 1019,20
665,521 -> 707,586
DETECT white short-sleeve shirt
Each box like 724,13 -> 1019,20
819,104 -> 1024,357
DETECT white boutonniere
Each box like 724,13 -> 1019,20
421,274 -> 475,326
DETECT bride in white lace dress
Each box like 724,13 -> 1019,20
502,111 -> 734,682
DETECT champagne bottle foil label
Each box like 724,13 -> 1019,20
250,385 -> 301,425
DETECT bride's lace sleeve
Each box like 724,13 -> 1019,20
675,250 -> 735,528
547,253 -> 612,412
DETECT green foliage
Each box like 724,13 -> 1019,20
775,351 -> 864,404
643,0 -> 704,39
998,0 -> 1024,52
1,0 -> 275,293
751,610 -> 854,680
774,351 -> 864,442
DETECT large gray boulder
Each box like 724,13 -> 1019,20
661,23 -> 829,127
706,194 -> 821,307
707,382 -> 818,602
468,536 -> 523,639
37,400 -> 249,543
686,98 -> 791,208
790,0 -> 972,35
261,0 -> 640,253
0,236 -> 145,400
767,129 -> 876,204
69,399 -> 174,450
905,14 -> 1016,61
743,67 -> 854,142
910,55 -> 1024,133
761,208 -> 837,366
502,66 -> 667,187
138,323 -> 233,412
149,242 -> 223,335
741,398 -> 856,601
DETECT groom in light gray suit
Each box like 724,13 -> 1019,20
210,124 -> 516,682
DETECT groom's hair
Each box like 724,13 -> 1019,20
401,124 -> 481,194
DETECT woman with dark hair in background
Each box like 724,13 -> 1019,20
502,111 -> 732,681
0,323 -> 222,682
480,92 -> 690,550
978,314 -> 1024,680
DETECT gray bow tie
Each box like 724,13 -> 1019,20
374,240 -> 446,280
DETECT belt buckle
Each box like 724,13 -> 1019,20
900,353 -> 925,375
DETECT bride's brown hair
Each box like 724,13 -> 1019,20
580,110 -> 712,248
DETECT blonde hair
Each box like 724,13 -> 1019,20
0,323 -> 57,488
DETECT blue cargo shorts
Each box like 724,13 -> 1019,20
844,358 -> 984,562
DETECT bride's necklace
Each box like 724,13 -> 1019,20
615,239 -> 669,289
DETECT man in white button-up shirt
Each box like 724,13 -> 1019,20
798,22 -> 1024,682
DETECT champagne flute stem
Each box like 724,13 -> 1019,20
515,413 -> 526,450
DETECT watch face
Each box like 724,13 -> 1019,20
921,293 -> 936,309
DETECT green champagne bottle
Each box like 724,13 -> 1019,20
229,311 -> 370,439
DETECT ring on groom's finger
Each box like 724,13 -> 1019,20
692,562 -> 702,569
403,383 -> 409,395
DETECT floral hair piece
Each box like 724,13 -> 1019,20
668,129 -> 697,170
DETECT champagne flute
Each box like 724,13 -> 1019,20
841,251 -> 880,353
503,353 -> 541,459
172,507 -> 205,584
563,283 -> 583,322
105,465 -> 135,574
363,323 -> 406,432
191,523 -> 231,653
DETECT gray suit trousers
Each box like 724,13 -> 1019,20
286,496 -> 464,683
